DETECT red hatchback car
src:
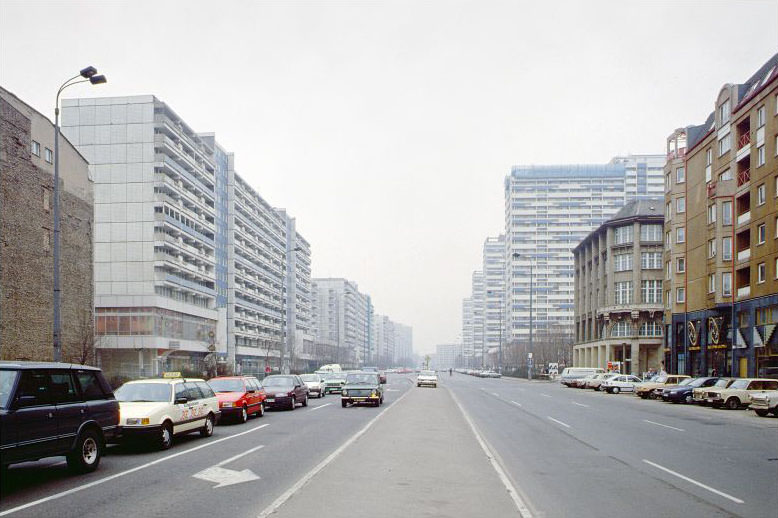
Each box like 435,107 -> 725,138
208,376 -> 266,423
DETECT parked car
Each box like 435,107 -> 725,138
560,368 -> 605,387
417,370 -> 438,388
322,372 -> 347,394
341,372 -> 384,407
661,377 -> 720,404
651,377 -> 696,399
749,390 -> 778,417
635,375 -> 690,399
705,378 -> 778,409
115,374 -> 220,450
300,374 -> 326,398
574,373 -> 599,388
261,375 -> 309,410
0,361 -> 119,473
692,378 -> 735,405
208,376 -> 266,422
585,373 -> 618,391
601,374 -> 644,393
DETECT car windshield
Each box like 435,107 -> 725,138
0,370 -> 19,409
262,376 -> 295,387
714,378 -> 732,387
301,374 -> 320,382
328,374 -> 346,381
346,373 -> 377,384
208,379 -> 245,393
729,380 -> 750,389
677,378 -> 694,386
115,383 -> 171,402
688,378 -> 709,387
421,370 -> 436,376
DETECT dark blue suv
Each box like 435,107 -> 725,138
0,362 -> 119,474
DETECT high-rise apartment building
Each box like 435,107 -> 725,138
483,235 -> 506,360
504,155 -> 665,353
664,54 -> 778,378
461,297 -> 474,361
373,313 -> 395,367
471,271 -> 485,365
434,343 -> 461,370
393,322 -> 413,365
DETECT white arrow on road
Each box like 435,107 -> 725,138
192,444 -> 264,488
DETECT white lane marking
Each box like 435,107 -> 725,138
547,417 -> 571,428
386,389 -> 400,392
540,394 -> 551,398
510,400 -> 522,407
449,389 -> 533,518
642,459 -> 744,504
216,444 -> 265,466
308,402 -> 333,411
0,423 -> 270,517
257,387 -> 412,518
193,466 -> 260,488
642,419 -> 684,432
572,402 -> 589,408
491,392 -> 500,397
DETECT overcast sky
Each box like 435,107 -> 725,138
2,1 -> 777,354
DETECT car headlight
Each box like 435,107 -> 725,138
371,391 -> 377,397
126,417 -> 150,425
342,390 -> 348,396
221,401 -> 234,408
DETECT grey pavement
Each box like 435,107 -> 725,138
266,380 -> 522,518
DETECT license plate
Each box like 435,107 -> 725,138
707,398 -> 714,403
266,398 -> 275,403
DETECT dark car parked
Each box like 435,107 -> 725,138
261,375 -> 309,410
662,376 -> 720,403
0,361 -> 119,474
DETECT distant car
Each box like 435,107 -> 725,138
341,372 -> 384,407
481,370 -> 501,378
705,378 -> 778,409
300,373 -> 326,398
661,377 -> 720,404
560,368 -> 605,387
323,372 -> 347,394
749,390 -> 778,417
262,375 -> 309,410
0,361 -> 119,473
635,375 -> 690,399
601,375 -> 644,394
692,378 -> 735,405
586,373 -> 618,391
417,370 -> 438,388
208,376 -> 266,422
378,371 -> 387,384
115,374 -> 220,450
574,373 -> 599,388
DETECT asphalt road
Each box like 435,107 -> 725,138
1,373 -> 775,518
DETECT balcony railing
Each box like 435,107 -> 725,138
737,285 -> 751,298
738,132 -> 751,149
666,147 -> 687,160
737,211 -> 751,225
737,168 -> 750,186
737,248 -> 751,262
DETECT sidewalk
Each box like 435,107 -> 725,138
265,385 -> 521,518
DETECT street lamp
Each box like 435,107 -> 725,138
52,66 -> 107,362
513,252 -> 534,380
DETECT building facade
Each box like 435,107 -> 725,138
311,278 -> 372,368
471,270 -> 485,366
461,297 -> 474,362
393,322 -> 413,366
483,235 -> 506,360
434,343 -> 461,370
1,87 -> 94,363
665,55 -> 778,379
504,155 -> 665,360
573,199 -> 665,375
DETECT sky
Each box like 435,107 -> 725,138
1,0 -> 777,354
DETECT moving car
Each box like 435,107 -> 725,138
262,375 -> 309,410
115,374 -> 220,450
323,372 -> 347,394
378,370 -> 388,384
417,370 -> 438,388
705,378 -> 778,409
601,374 -> 644,393
692,378 -> 735,405
749,390 -> 778,417
661,377 -> 720,404
0,361 -> 118,473
634,375 -> 690,399
300,373 -> 326,398
208,375 -> 266,422
560,368 -> 605,387
341,371 -> 384,407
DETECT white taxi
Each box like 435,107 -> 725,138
114,373 -> 221,450
417,370 -> 438,388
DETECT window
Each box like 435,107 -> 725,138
611,321 -> 633,337
708,239 -> 716,258
44,147 -> 53,164
708,274 -> 716,293
615,281 -> 633,304
722,272 -> 732,296
614,253 -> 632,272
666,290 -> 672,305
722,201 -> 732,225
758,223 -> 766,244
676,167 -> 685,183
676,287 -> 686,303
676,257 -> 685,273
640,224 -> 662,242
665,231 -> 671,247
641,280 -> 662,303
676,227 -> 685,243
666,261 -> 672,279
757,184 -> 766,205
707,204 -> 716,224
719,169 -> 732,181
706,148 -> 713,166
719,99 -> 730,124
757,146 -> 765,167
31,140 -> 40,156
50,372 -> 78,403
718,133 -> 731,156
641,252 -> 661,269
676,197 -> 685,213
16,370 -> 50,407
722,236 -> 732,261
665,202 -> 672,220
757,105 -> 766,127
614,225 -> 633,245
75,371 -> 106,401
43,189 -> 50,211
665,173 -> 671,191
758,262 -> 766,283
639,321 -> 663,337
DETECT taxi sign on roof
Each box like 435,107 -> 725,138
162,372 -> 183,378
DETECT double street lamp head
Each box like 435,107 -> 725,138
79,66 -> 98,78
89,74 -> 107,85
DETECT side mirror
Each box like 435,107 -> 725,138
175,397 -> 188,405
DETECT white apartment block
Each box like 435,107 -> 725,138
483,235 -> 506,357
471,271 -> 485,366
373,314 -> 395,367
434,343 -> 461,370
504,155 -> 665,348
461,297 -> 474,360
311,278 -> 372,368
393,322 -> 413,365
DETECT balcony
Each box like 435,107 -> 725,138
737,285 -> 751,298
666,147 -> 686,161
737,248 -> 751,262
737,211 -> 751,225
737,168 -> 750,186
707,182 -> 717,198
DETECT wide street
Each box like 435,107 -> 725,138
1,373 -> 776,518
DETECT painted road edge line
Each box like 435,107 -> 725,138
572,402 -> 589,408
642,419 -> 684,432
0,423 -> 270,517
510,400 -> 522,407
308,402 -> 332,411
547,417 -> 571,428
256,387 -> 412,518
448,388 -> 533,518
642,459 -> 744,504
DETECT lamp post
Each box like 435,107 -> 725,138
52,67 -> 107,362
513,253 -> 534,380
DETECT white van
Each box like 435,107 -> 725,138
317,364 -> 342,373
560,367 -> 605,386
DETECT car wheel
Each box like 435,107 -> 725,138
725,397 -> 740,410
639,393 -> 647,399
258,402 -> 264,417
200,414 -> 215,437
289,396 -> 296,411
302,394 -> 308,407
67,428 -> 102,473
374,400 -> 380,407
755,409 -> 769,417
341,400 -> 348,408
685,394 -> 693,404
159,422 -> 173,450
417,383 -> 420,387
612,387 -> 620,394
240,406 -> 248,424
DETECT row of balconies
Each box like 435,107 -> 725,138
155,120 -> 216,176
156,113 -> 217,170
155,135 -> 216,193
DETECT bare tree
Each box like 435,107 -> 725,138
73,309 -> 98,366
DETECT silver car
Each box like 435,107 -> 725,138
300,373 -> 326,398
